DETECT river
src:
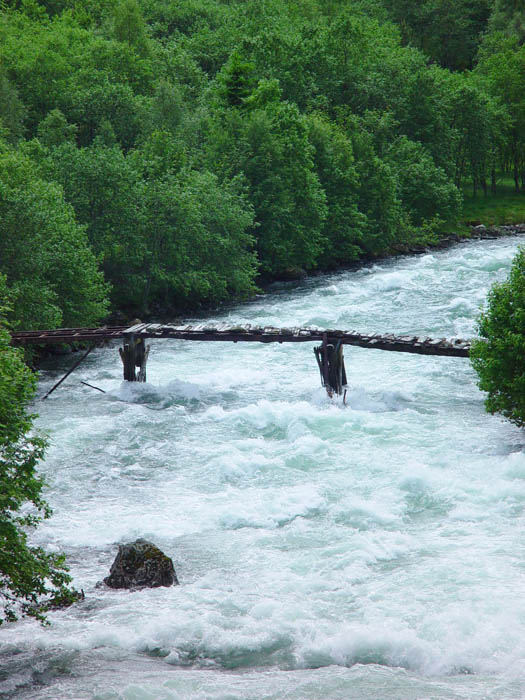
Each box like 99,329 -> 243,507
2,235 -> 525,699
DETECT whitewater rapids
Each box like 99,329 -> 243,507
2,236 -> 525,699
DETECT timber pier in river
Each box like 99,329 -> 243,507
10,323 -> 472,398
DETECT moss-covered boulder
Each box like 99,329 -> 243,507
104,539 -> 178,589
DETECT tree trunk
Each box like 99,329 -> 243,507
513,143 -> 520,192
491,164 -> 497,193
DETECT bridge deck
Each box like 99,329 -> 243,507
10,323 -> 471,357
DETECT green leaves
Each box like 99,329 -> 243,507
475,43 -> 525,193
0,313 -> 75,624
205,99 -> 327,276
218,50 -> 256,109
1,0 -> 523,325
384,0 -> 492,70
471,248 -> 525,426
43,141 -> 145,310
112,0 -> 150,56
0,71 -> 26,143
307,114 -> 365,266
0,144 -> 109,330
386,136 -> 461,226
141,169 -> 256,311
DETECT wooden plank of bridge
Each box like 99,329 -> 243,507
124,323 -> 147,335
9,325 -> 472,357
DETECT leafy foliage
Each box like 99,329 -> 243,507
386,137 -> 462,226
0,0 -> 523,318
307,114 -> 365,267
384,0 -> 492,71
0,301 -> 76,624
476,42 -> 525,193
41,141 -> 145,311
0,71 -> 26,143
205,94 -> 327,276
488,0 -> 525,44
140,168 -> 257,311
0,142 -> 109,330
471,248 -> 525,427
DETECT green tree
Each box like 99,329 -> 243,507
446,76 -> 503,194
307,113 -> 366,267
129,129 -> 185,179
0,294 -> 75,624
141,169 -> 256,312
112,0 -> 150,57
149,80 -> 184,134
488,0 -> 525,44
42,142 -> 145,311
384,0 -> 491,70
0,143 -> 109,330
386,136 -> 461,226
344,116 -> 407,255
0,71 -> 26,143
0,12 -> 88,134
0,11 -> 153,143
66,79 -> 144,149
476,44 -> 525,192
37,108 -> 77,147
217,49 -> 256,108
470,248 -> 525,427
206,93 -> 327,276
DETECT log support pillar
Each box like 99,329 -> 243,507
314,335 -> 347,398
119,336 -> 150,382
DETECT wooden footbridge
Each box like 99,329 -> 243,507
10,323 -> 472,398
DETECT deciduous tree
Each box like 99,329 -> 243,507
471,248 -> 525,427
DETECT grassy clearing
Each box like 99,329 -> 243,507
460,178 -> 525,228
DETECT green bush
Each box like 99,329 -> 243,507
0,298 -> 77,624
470,248 -> 525,427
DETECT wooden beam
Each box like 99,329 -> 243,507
10,325 -> 472,357
42,345 -> 96,400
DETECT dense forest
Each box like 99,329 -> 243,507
1,0 -> 525,329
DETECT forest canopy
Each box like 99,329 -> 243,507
0,0 -> 524,327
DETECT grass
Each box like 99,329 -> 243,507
460,177 -> 525,229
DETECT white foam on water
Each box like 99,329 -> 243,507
4,235 -> 525,699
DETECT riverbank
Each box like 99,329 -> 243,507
86,221 -> 525,334
34,220 -> 525,366
461,181 -> 525,229
410,222 -> 525,254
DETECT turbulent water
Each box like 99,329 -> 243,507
2,236 -> 525,700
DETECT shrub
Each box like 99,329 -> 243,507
0,287 -> 78,624
470,248 -> 525,426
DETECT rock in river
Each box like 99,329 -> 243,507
104,539 -> 179,589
